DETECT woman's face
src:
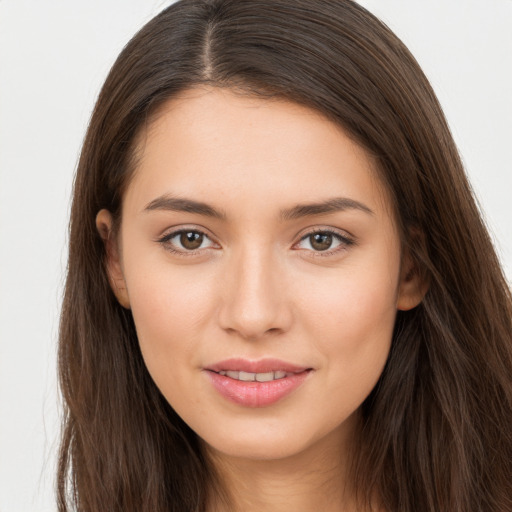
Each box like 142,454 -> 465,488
99,87 -> 422,461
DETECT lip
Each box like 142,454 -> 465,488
204,358 -> 313,408
205,357 -> 310,374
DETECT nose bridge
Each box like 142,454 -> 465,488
219,242 -> 291,339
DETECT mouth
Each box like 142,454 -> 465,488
204,358 -> 313,408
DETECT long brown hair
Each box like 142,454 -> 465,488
58,1 -> 512,510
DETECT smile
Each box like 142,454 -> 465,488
204,358 -> 313,407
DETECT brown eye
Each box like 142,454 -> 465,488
309,233 -> 333,251
158,229 -> 216,254
180,231 -> 204,250
295,229 -> 354,255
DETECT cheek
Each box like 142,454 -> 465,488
299,260 -> 399,390
304,256 -> 398,328
123,253 -> 217,388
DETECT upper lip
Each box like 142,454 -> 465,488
205,358 -> 311,374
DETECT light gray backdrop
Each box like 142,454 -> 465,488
0,1 -> 511,510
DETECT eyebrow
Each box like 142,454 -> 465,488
143,194 -> 373,220
143,195 -> 227,220
280,197 -> 374,220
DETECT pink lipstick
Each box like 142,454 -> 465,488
204,358 -> 312,408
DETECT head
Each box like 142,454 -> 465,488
58,1 -> 512,511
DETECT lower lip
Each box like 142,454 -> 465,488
205,370 -> 311,407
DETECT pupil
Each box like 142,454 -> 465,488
180,231 -> 203,250
311,233 -> 332,251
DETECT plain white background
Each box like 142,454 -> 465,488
0,1 -> 511,510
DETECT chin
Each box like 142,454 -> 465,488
204,435 -> 312,462
197,416 -> 352,464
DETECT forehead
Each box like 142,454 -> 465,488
125,86 -> 392,220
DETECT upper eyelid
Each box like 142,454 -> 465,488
157,225 -> 215,242
295,226 -> 355,242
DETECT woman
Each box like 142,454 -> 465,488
57,0 -> 512,510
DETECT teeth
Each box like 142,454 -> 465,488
255,371 -> 274,382
218,370 -> 290,382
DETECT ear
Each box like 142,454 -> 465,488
96,209 -> 131,309
396,249 -> 429,311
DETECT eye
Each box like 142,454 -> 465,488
295,229 -> 355,255
158,229 -> 217,254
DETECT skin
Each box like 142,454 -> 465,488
97,86 -> 424,512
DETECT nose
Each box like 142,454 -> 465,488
217,246 -> 293,341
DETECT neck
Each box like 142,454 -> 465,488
204,414 -> 362,512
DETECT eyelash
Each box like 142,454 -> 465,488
156,227 -> 355,258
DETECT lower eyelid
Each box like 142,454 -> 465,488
307,245 -> 350,257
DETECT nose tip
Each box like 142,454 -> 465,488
222,298 -> 287,340
217,252 -> 292,341
223,314 -> 284,341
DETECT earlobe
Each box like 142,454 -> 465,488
396,251 -> 429,311
95,209 -> 131,309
